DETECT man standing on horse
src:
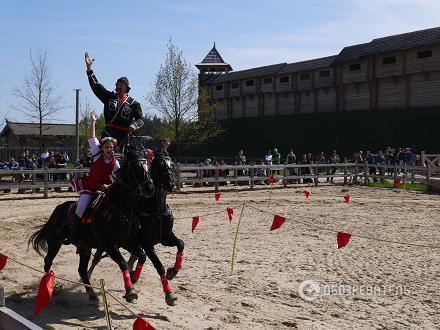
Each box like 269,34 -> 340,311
85,52 -> 144,149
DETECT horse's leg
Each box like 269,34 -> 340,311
145,246 -> 177,306
87,248 -> 104,279
43,241 -> 63,273
106,246 -> 138,303
163,231 -> 185,280
126,248 -> 146,285
78,248 -> 99,302
127,254 -> 138,273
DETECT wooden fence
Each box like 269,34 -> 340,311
0,168 -> 89,197
175,162 -> 439,192
0,162 -> 438,197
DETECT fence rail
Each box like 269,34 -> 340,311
0,168 -> 89,197
0,162 -> 438,197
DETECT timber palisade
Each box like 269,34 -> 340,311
197,27 -> 440,119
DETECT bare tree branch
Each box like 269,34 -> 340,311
11,48 -> 68,151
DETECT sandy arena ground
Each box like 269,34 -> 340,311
0,184 -> 439,329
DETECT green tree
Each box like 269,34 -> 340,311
147,39 -> 224,159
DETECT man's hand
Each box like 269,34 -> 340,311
90,111 -> 97,122
85,52 -> 94,70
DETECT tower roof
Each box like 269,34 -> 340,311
196,43 -> 232,73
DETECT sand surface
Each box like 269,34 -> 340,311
0,184 -> 439,329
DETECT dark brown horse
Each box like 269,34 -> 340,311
28,150 -> 154,302
89,152 -> 184,306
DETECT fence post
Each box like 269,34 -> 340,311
421,151 -> 425,166
283,165 -> 287,188
343,158 -> 348,185
32,172 -> 37,194
354,162 -> 358,184
250,165 -> 254,189
364,161 -> 368,185
234,166 -> 238,186
176,163 -> 181,193
43,169 -> 49,198
426,165 -> 431,183
214,165 -> 219,193
393,164 -> 398,188
314,165 -> 319,186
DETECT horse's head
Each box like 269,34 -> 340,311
118,150 -> 155,198
151,153 -> 175,192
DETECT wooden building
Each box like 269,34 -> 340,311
0,121 -> 76,152
198,26 -> 440,119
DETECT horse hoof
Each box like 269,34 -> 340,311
166,267 -> 178,280
165,292 -> 177,306
124,288 -> 138,303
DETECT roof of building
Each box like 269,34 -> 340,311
196,43 -> 233,72
278,55 -> 337,74
202,26 -> 440,83
200,43 -> 226,64
0,121 -> 76,137
333,26 -> 440,63
211,63 -> 287,83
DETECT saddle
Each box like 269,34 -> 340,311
68,191 -> 107,224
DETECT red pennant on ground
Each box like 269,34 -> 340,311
344,195 -> 350,204
337,232 -> 351,249
34,270 -> 55,315
270,215 -> 286,231
214,192 -> 221,202
192,216 -> 200,233
304,190 -> 310,199
133,315 -> 156,330
268,175 -> 275,184
0,253 -> 7,270
394,178 -> 401,187
226,208 -> 233,222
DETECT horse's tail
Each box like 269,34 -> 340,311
28,201 -> 72,257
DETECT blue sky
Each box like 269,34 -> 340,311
1,0 -> 439,124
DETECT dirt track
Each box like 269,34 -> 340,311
0,184 -> 439,329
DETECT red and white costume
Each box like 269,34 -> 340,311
71,137 -> 120,217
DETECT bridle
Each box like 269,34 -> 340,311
117,157 -> 153,197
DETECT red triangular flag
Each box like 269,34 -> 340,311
270,215 -> 286,231
268,175 -> 275,184
394,178 -> 401,187
214,192 -> 221,202
304,190 -> 310,199
192,216 -> 200,233
226,208 -> 233,222
344,195 -> 350,204
0,253 -> 8,270
337,232 -> 351,249
133,315 -> 156,330
34,270 -> 55,315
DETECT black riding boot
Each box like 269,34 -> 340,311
64,214 -> 81,245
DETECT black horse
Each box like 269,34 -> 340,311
28,151 -> 154,302
89,151 -> 184,305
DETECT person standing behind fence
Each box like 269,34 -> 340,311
273,148 -> 281,175
329,150 -> 340,183
285,149 -> 297,182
